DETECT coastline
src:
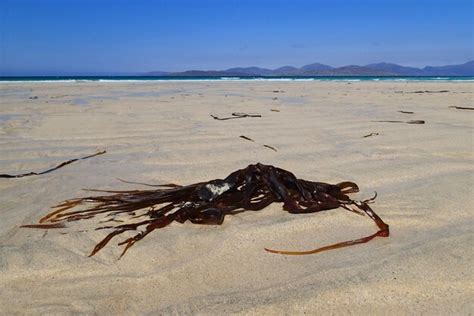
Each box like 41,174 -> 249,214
1,75 -> 474,84
0,81 -> 472,314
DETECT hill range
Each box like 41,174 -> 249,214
145,60 -> 474,77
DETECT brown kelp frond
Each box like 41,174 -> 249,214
373,120 -> 425,124
116,178 -> 182,188
23,163 -> 389,258
449,106 -> 474,110
0,150 -> 106,178
264,200 -> 389,255
210,112 -> 262,120
21,222 -> 66,229
363,132 -> 379,138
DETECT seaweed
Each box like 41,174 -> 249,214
0,150 -> 106,178
363,132 -> 379,138
23,164 -> 389,259
210,112 -> 262,120
449,106 -> 474,110
373,120 -> 425,124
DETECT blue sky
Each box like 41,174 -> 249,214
0,0 -> 472,75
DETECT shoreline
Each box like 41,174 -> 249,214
1,75 -> 474,84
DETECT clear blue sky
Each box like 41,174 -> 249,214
0,0 -> 472,75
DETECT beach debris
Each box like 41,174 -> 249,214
412,90 -> 449,94
449,106 -> 474,110
28,96 -> 39,100
363,132 -> 379,138
373,120 -> 425,124
239,135 -> 255,142
210,112 -> 262,120
395,90 -> 449,94
0,150 -> 106,178
270,108 -> 280,112
398,110 -> 414,114
263,144 -> 278,152
273,90 -> 284,93
22,163 -> 389,258
239,136 -> 277,152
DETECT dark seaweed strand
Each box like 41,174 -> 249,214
449,106 -> 474,110
22,163 -> 389,258
210,113 -> 262,120
372,120 -> 425,124
0,150 -> 106,178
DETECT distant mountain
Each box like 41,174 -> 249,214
272,66 -> 301,75
320,65 -> 394,76
365,62 -> 424,76
143,60 -> 474,76
224,67 -> 273,76
300,62 -> 333,72
422,61 -> 474,76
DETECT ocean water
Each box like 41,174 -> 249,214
0,76 -> 473,83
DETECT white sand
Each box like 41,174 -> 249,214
0,81 -> 472,314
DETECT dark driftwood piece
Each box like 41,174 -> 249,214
23,164 -> 389,258
210,112 -> 262,120
398,111 -> 414,114
0,150 -> 106,178
373,120 -> 425,124
449,106 -> 474,111
363,132 -> 379,138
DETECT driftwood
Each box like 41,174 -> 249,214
398,111 -> 414,114
22,163 -> 389,258
210,112 -> 262,120
0,150 -> 106,178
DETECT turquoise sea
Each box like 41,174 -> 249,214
0,76 -> 473,83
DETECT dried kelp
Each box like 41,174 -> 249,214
239,135 -> 255,142
23,163 -> 389,258
373,120 -> 425,124
263,144 -> 278,152
363,132 -> 379,138
449,106 -> 474,110
210,112 -> 262,120
412,90 -> 449,94
395,90 -> 449,94
0,150 -> 106,178
239,136 -> 277,152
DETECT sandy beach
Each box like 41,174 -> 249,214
0,80 -> 472,314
